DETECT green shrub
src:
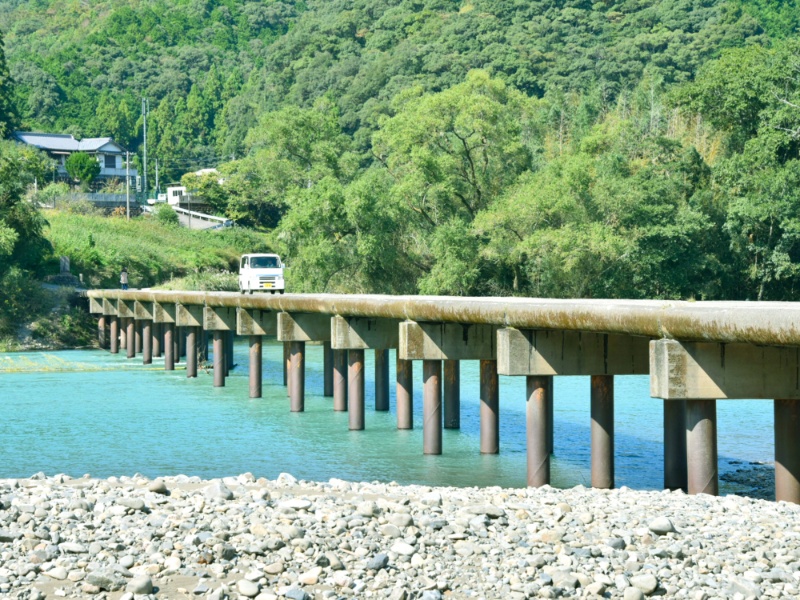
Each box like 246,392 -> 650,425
154,203 -> 179,226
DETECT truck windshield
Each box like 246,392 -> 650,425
250,256 -> 280,268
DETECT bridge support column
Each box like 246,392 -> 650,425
349,349 -> 365,430
153,323 -> 161,358
283,342 -> 290,392
375,349 -> 390,411
250,335 -> 262,398
97,315 -> 106,349
135,320 -> 142,355
686,399 -> 718,496
334,350 -> 348,411
480,360 -> 499,454
126,318 -> 135,359
110,316 -> 119,354
547,378 -> 554,455
664,400 -> 687,491
527,375 -> 551,487
289,341 -> 305,412
397,357 -> 413,429
186,327 -> 198,378
142,320 -> 152,365
179,327 -> 187,360
444,360 -> 460,429
172,327 -> 180,366
423,360 -> 442,455
323,342 -> 333,397
226,331 -> 234,373
591,375 -> 614,489
213,330 -> 224,387
164,323 -> 175,371
775,399 -> 800,503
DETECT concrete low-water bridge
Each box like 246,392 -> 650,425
86,291 -> 800,504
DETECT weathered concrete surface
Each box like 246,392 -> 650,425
116,299 -> 135,319
176,304 -> 203,328
101,298 -> 117,316
152,301 -> 176,324
498,329 -> 650,376
399,321 -> 497,360
237,308 -> 276,336
204,306 -> 236,331
85,291 -> 800,347
134,300 -> 154,321
88,297 -> 103,314
651,339 -> 800,399
278,312 -> 331,342
331,316 -> 400,350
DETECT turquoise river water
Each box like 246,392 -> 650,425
0,342 -> 774,494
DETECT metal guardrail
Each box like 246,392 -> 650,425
83,290 -> 800,347
171,206 -> 233,229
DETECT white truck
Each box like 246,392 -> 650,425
238,253 -> 286,294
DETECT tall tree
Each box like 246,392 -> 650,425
0,30 -> 17,139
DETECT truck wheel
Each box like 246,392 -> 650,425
279,290 -> 285,295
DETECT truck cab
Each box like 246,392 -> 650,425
238,253 -> 285,294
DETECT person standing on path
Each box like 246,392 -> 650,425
120,267 -> 129,290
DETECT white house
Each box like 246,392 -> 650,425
13,132 -> 137,183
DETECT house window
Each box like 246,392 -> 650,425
104,155 -> 116,169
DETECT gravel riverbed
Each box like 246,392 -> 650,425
1,473 -> 798,600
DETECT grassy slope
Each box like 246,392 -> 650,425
44,211 -> 271,289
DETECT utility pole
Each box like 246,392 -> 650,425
155,158 -> 159,195
142,98 -> 149,202
125,151 -> 130,221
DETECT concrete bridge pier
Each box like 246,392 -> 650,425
400,321 -> 497,455
142,320 -> 153,365
186,327 -> 198,378
289,342 -> 305,412
164,323 -> 175,371
278,312 -> 331,410
480,360 -> 499,454
177,305 -> 204,378
334,350 -> 348,411
444,360 -> 460,429
375,349 -> 390,411
97,315 -> 106,349
591,375 -> 614,489
120,323 -> 127,355
397,357 -> 413,429
237,308 -> 276,398
499,328 -> 649,489
225,330 -> 234,374
110,316 -> 119,354
349,349 -> 365,430
775,399 -> 800,504
527,375 -> 551,486
323,342 -> 333,397
249,336 -> 262,397
203,306 -> 236,387
135,320 -> 142,355
423,360 -> 442,454
213,331 -> 225,387
283,342 -> 290,391
153,323 -> 162,358
172,327 -> 180,366
126,318 -> 136,359
663,400 -> 687,491
685,399 -> 718,496
178,327 -> 186,361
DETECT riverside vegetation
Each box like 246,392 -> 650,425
3,0 -> 800,301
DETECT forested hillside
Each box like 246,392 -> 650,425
2,0 -> 800,300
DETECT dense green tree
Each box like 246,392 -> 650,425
0,31 -> 16,138
65,152 -> 101,187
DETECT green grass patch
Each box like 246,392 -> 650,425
44,211 -> 271,289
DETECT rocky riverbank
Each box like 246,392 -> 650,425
1,473 -> 798,600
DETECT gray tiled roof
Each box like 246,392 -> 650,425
13,132 -> 125,153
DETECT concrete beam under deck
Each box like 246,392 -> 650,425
176,304 -> 204,328
204,306 -> 236,331
331,315 -> 400,349
89,297 -> 103,314
498,328 -> 650,376
650,339 -> 800,400
399,321 -> 497,361
152,302 -> 176,324
116,299 -> 135,319
237,308 -> 276,336
278,312 -> 331,342
133,300 -> 154,321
